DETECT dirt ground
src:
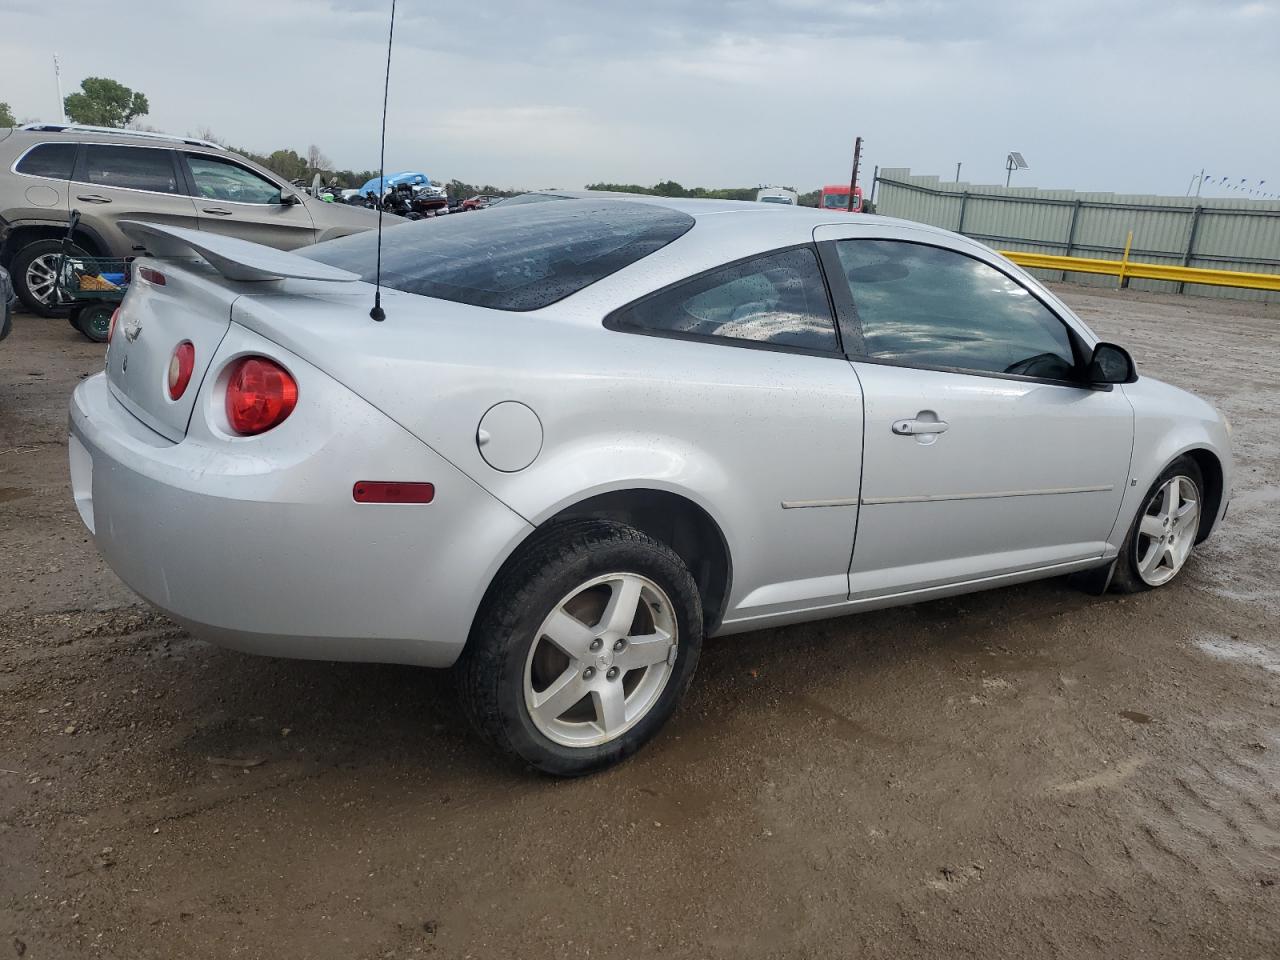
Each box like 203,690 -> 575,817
1,285 -> 1278,960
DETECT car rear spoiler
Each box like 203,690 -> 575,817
118,220 -> 361,283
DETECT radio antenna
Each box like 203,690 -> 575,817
370,0 -> 397,322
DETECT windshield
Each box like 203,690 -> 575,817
823,193 -> 851,209
304,199 -> 694,311
759,196 -> 794,204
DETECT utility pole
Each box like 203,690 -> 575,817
53,53 -> 67,123
846,136 -> 863,212
955,162 -> 962,183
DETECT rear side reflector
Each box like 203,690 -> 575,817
225,357 -> 298,435
352,481 -> 435,504
168,341 -> 195,400
137,266 -> 166,285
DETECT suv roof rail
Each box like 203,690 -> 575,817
17,123 -> 223,150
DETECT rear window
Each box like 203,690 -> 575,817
16,142 -> 76,179
78,144 -> 181,194
305,199 -> 694,311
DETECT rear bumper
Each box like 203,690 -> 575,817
69,365 -> 531,667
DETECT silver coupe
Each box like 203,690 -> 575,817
68,196 -> 1232,774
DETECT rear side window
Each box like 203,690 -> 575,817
77,144 -> 180,194
608,247 -> 838,352
15,142 -> 76,179
304,199 -> 694,311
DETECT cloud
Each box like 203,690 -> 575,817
0,0 -> 1276,196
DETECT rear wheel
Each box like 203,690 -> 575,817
457,520 -> 703,776
1111,456 -> 1204,593
11,239 -> 85,317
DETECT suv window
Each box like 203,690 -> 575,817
834,239 -> 1077,379
186,154 -> 282,204
15,142 -> 76,179
78,144 -> 180,194
609,246 -> 837,352
304,199 -> 695,311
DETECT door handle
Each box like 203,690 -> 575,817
892,418 -> 950,436
202,207 -> 233,216
76,194 -> 112,204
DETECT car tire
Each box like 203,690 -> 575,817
456,520 -> 703,776
11,239 -> 85,317
1111,456 -> 1205,594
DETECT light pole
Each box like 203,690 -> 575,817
53,53 -> 67,123
846,136 -> 863,212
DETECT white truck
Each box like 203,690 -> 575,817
755,187 -> 798,206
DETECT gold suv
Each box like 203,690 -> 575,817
0,123 -> 384,315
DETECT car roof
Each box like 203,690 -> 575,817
523,191 -> 925,246
12,123 -> 223,150
457,194 -> 975,323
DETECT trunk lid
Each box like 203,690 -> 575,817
104,260 -> 242,441
105,221 -> 361,441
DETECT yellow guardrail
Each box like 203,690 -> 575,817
1000,231 -> 1280,292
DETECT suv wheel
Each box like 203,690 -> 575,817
457,520 -> 703,776
11,239 -> 84,316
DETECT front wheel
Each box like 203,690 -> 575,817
456,520 -> 703,776
1111,456 -> 1204,593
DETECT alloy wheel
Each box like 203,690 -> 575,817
523,572 -> 678,748
1135,474 -> 1200,586
25,252 -> 63,307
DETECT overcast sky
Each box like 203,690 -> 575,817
2,0 -> 1277,198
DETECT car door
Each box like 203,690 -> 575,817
70,143 -> 200,254
814,230 -> 1133,600
605,244 -> 864,622
179,152 -> 316,250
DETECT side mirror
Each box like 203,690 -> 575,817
278,190 -> 300,206
1087,342 -> 1137,384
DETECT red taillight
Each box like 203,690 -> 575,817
225,357 -> 298,435
138,266 -> 166,286
108,307 -> 121,342
167,341 -> 195,400
352,481 -> 435,504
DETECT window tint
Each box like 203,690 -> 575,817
16,142 -> 76,179
186,154 -> 282,204
304,199 -> 694,312
79,145 -> 179,194
610,247 -> 838,352
834,239 -> 1077,379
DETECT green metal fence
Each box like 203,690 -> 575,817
872,168 -> 1280,302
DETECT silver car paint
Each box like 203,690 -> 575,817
71,323 -> 530,668
68,200 -> 1233,666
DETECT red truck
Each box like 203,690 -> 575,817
818,185 -> 865,212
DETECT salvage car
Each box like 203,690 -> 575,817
0,123 -> 386,315
461,194 -> 503,211
68,198 -> 1232,775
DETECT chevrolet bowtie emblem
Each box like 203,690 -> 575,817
123,317 -> 143,343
